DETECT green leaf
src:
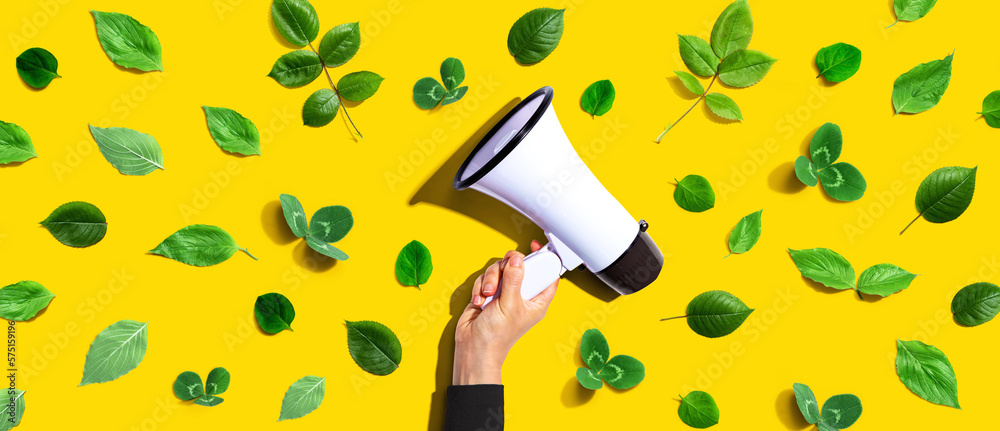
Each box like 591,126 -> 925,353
279,376 -> 325,421
507,8 -> 565,64
704,93 -> 742,120
675,71 -> 705,96
710,0 -> 753,59
951,282 -> 1000,327
580,328 -> 610,372
202,106 -> 261,156
892,52 -> 953,115
90,11 -> 162,71
40,201 -> 107,248
308,205 -> 353,243
815,43 -> 862,82
279,194 -> 309,237
727,209 -> 762,255
440,57 -> 465,91
673,175 -> 715,212
600,355 -> 644,389
305,236 -> 349,260
270,0 -> 320,47
337,71 -> 384,102
88,125 -> 164,176
793,383 -> 821,424
820,394 -> 863,429
318,22 -> 360,67
16,47 -> 60,88
0,389 -> 25,431
302,88 -> 340,127
80,320 -> 148,385
809,122 -> 842,169
795,156 -> 819,187
267,50 -> 323,88
205,367 -> 230,396
819,162 -> 867,202
194,395 -> 224,407
0,281 -> 55,321
857,264 -> 916,297
977,90 -> 1000,128
395,240 -> 433,288
895,339 -> 959,408
892,0 -> 938,25
173,371 -> 204,401
346,320 -> 402,375
680,291 -> 753,338
441,86 -> 468,106
678,35 -> 719,77
150,224 -> 253,267
0,120 -> 36,165
910,166 -> 976,229
255,293 -> 295,334
788,248 -> 855,290
413,77 -> 446,109
718,49 -> 775,88
678,391 -> 720,428
581,80 -> 616,117
576,367 -> 603,390
817,423 -> 838,431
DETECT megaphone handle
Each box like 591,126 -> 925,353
482,243 -> 564,307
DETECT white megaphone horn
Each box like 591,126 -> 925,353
454,87 -> 663,305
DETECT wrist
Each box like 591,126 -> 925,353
453,343 -> 505,385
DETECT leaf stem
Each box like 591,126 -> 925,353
241,248 -> 259,261
660,315 -> 688,321
887,19 -> 899,29
856,288 -> 863,300
899,212 -> 923,235
656,74 -> 718,143
308,43 -> 363,139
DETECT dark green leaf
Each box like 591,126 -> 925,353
581,80 -> 615,117
413,78 -> 446,109
892,52 -> 953,115
600,355 -> 644,389
337,71 -> 384,102
683,290 -> 753,338
819,162 -> 866,202
710,0 -> 753,59
193,395 -> 223,407
704,93 -> 742,120
279,194 -> 308,237
816,43 -> 862,82
173,371 -> 204,401
913,166 -> 976,225
892,0 -> 938,25
978,90 -> 1000,128
793,383 -> 821,424
270,0 -> 320,47
308,205 -> 353,243
80,320 -> 148,385
674,175 -> 715,212
809,122 -> 842,169
205,367 -> 230,396
795,156 -> 819,187
951,282 -> 1000,327
267,50 -> 323,88
255,293 -> 295,334
40,201 -> 107,247
580,328 -> 610,372
302,89 -> 340,127
576,367 -> 603,390
318,22 -> 360,67
0,120 -> 36,165
507,8 -> 565,64
895,339 -> 959,408
279,376 -> 325,421
89,125 -> 164,176
678,35 -> 719,77
440,57 -> 465,91
678,391 -> 720,428
90,10 -> 162,71
441,86 -> 468,106
346,320 -> 402,375
788,248 -> 855,290
857,264 -> 916,297
718,49 -> 775,88
16,47 -> 60,88
727,210 -> 762,254
150,224 -> 253,267
820,394 -> 863,429
675,71 -> 705,96
0,281 -> 55,321
203,106 -> 260,156
395,240 -> 433,288
306,236 -> 349,260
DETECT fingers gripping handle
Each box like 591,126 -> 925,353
481,244 -> 564,306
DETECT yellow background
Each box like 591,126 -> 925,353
1,0 -> 995,429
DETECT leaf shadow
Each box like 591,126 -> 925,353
700,102 -> 740,125
560,376 -> 596,407
260,200 -> 299,245
800,125 -> 821,155
776,388 -> 811,430
666,76 -> 700,100
768,161 -> 807,194
292,240 -> 337,273
266,9 -> 302,50
799,276 -> 844,296
0,160 -> 28,169
18,78 -> 47,92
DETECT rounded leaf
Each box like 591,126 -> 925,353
89,125 -> 164,176
674,71 -> 705,96
674,175 -> 715,213
40,201 -> 107,247
279,193 -> 308,238
951,282 -> 1000,327
678,391 -> 720,428
684,290 -> 754,338
579,328 -> 610,373
857,263 -> 916,297
599,355 -> 644,389
819,162 -> 866,202
80,320 -> 148,385
309,205 -> 353,243
816,43 -> 862,82
0,281 -> 55,321
173,371 -> 204,401
821,394 -> 863,429
90,10 -> 162,71
727,210 -> 762,254
203,106 -> 261,156
205,367 -> 230,396
302,88 -> 340,127
337,71 -> 384,102
678,35 -> 719,77
794,156 -> 819,187
306,236 -> 349,260
894,0 -> 939,23
255,293 -> 295,334
809,122 -> 843,170
270,0 -> 320,47
150,224 -> 247,267
16,47 -> 60,88
0,120 -> 37,165
346,320 -> 402,375
793,383 -> 820,424
787,248 -> 855,290
581,80 -> 616,117
267,50 -> 323,88
395,240 -> 433,287
915,166 -> 976,224
710,0 -> 753,59
576,367 -> 603,390
718,49 -> 776,88
704,93 -> 742,120
440,57 -> 465,91
979,90 -> 1000,128
413,77 -> 446,109
441,86 -> 468,106
318,22 -> 360,67
895,339 -> 959,408
507,8 -> 565,64
279,376 -> 325,421
194,395 -> 224,407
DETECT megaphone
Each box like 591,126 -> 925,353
454,87 -> 663,305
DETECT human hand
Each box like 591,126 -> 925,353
452,240 -> 559,385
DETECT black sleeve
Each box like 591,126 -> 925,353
443,384 -> 504,431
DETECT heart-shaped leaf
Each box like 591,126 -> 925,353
580,328 -> 610,372
674,175 -> 715,212
40,201 -> 107,247
302,88 -> 340,127
819,162 -> 866,202
718,49 -> 775,88
678,391 -> 720,428
507,8 -> 564,64
91,10 -> 162,71
678,35 -> 719,77
793,383 -> 821,424
600,355 -> 644,389
895,339 -> 959,408
306,236 -> 349,260
309,205 -> 353,243
150,224 -> 254,267
413,77 -> 446,109
279,375 -> 325,421
576,367 -> 603,390
270,0 -> 320,47
809,123 -> 842,169
205,367 -> 230,396
346,320 -> 402,375
203,106 -> 260,156
727,209 -> 762,255
951,282 -> 1000,327
395,240 -> 432,288
710,0 -> 753,59
89,125 -> 164,176
441,86 -> 468,106
795,156 -> 819,187
337,71 -> 384,102
816,43 -> 862,83
705,93 -> 742,120
318,22 -> 360,67
194,395 -> 223,407
255,293 -> 295,334
16,47 -> 60,88
80,320 -> 148,385
821,394 -> 863,429
0,281 -> 55,321
440,57 -> 465,91
857,264 -> 916,297
674,290 -> 754,338
279,194 -> 309,237
581,80 -> 616,117
268,50 -> 323,88
788,248 -> 855,290
0,120 -> 36,165
173,371 -> 204,401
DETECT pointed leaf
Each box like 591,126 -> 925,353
793,383 -> 821,424
278,376 -> 325,421
507,8 -> 564,64
150,224 -> 249,267
795,156 -> 819,187
857,264 -> 916,297
893,0 -> 938,23
710,0 -> 753,59
337,71 -> 384,102
267,50 -> 323,88
89,125 -> 163,176
40,201 -> 107,247
581,80 -> 616,117
80,320 -> 148,385
820,394 -> 862,429
678,391 -> 720,428
674,175 -> 715,212
816,43 -> 862,83
346,320 -> 402,375
895,339 -> 959,408
279,194 -> 308,237
0,281 -> 55,321
395,240 -> 432,287
318,22 -> 360,67
413,78 -> 446,109
91,11 -> 162,71
308,205 -> 353,243
914,166 -> 976,224
0,389 -> 25,431
600,355 -> 644,389
718,49 -> 775,88
684,291 -> 753,338
809,122 -> 843,169
16,47 -> 60,88
173,371 -> 204,401
675,71 -> 705,96
305,236 -> 349,260
705,93 -> 742,120
678,35 -> 719,77
441,86 -> 468,106
205,367 -> 230,396
820,162 -> 866,202
951,282 -> 1000,327
892,52 -> 953,114
270,0 -> 319,47
579,328 -> 610,373
255,293 -> 295,334
788,248 -> 855,290
576,367 -> 603,390
302,88 -> 340,127
440,57 -> 465,91
0,120 -> 36,165
727,209 -> 762,254
203,106 -> 260,156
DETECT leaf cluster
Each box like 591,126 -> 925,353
413,58 -> 468,109
575,328 -> 644,390
173,367 -> 230,407
788,248 -> 917,298
794,122 -> 866,202
280,193 -> 353,260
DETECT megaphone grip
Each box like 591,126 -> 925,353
481,243 -> 564,307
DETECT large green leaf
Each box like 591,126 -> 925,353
675,71 -> 705,96
913,166 -> 976,225
682,290 -> 753,338
788,248 -> 855,290
88,125 -> 164,176
819,162 -> 866,202
336,71 -> 384,102
80,320 -> 148,385
820,394 -> 863,429
717,49 -> 775,88
892,52 -> 953,115
727,210 -> 762,255
91,10 -> 162,71
255,293 -> 295,334
346,320 -> 402,375
308,205 -> 353,243
704,93 -> 742,120
579,328 -> 610,372
279,194 -> 309,237
413,77 -> 447,109
599,355 -> 644,389
951,282 -> 1000,327
978,90 -> 1000,128
279,376 -> 325,421
575,367 -> 603,390
892,0 -> 938,25
395,240 -> 432,288
809,122 -> 842,169
440,57 -> 465,91
150,224 -> 253,267
710,0 -> 753,59
581,80 -> 616,117
16,47 -> 60,88
793,383 -> 821,424
678,391 -> 720,428
674,175 -> 715,213
795,156 -> 819,187
267,50 -> 323,88
205,367 -> 231,396
318,22 -> 360,67
0,281 -> 55,321
816,43 -> 862,83
678,35 -> 719,77
173,371 -> 204,401
0,389 -> 25,431
506,8 -> 565,64
0,120 -> 36,165
857,264 -> 916,297
270,0 -> 320,47
40,201 -> 107,247
895,339 -> 959,408
203,106 -> 260,156
302,88 -> 340,127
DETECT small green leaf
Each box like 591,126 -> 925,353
441,86 -> 468,106
710,0 -> 753,59
507,8 -> 565,64
892,52 -> 953,115
674,71 -> 705,96
318,22 -> 360,67
16,47 -> 60,88
150,224 -> 253,267
718,49 -> 775,88
704,93 -> 742,120
193,395 -> 224,407
91,10 -> 162,71
40,201 -> 107,248
205,367 -> 230,396
793,383 -> 821,424
979,91 -> 1000,128
857,264 -> 916,297
305,236 -> 349,260
279,194 -> 309,238
819,162 -> 866,202
0,120 -> 36,165
308,205 -> 353,243
892,0 -> 939,25
267,50 -> 323,88
203,106 -> 261,156
346,320 -> 402,375
895,339 -> 959,408
270,0 -> 320,47
440,57 -> 465,91
255,293 -> 295,334
678,391 -> 720,428
809,122 -> 843,169
820,394 -> 863,429
599,355 -> 644,389
580,328 -> 610,372
0,389 -> 25,431
795,156 -> 819,187
0,281 -> 55,321
678,290 -> 753,338
788,248 -> 855,290
816,43 -> 862,82
395,240 -> 432,288
337,71 -> 384,102
80,320 -> 148,385
89,125 -> 164,176
576,367 -> 603,390
727,209 -> 762,255
173,371 -> 204,401
279,376 -> 325,421
302,88 -> 340,127
413,78 -> 446,109
678,35 -> 719,77
673,175 -> 715,212
906,166 -> 976,232
581,80 -> 616,117
951,282 -> 1000,327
